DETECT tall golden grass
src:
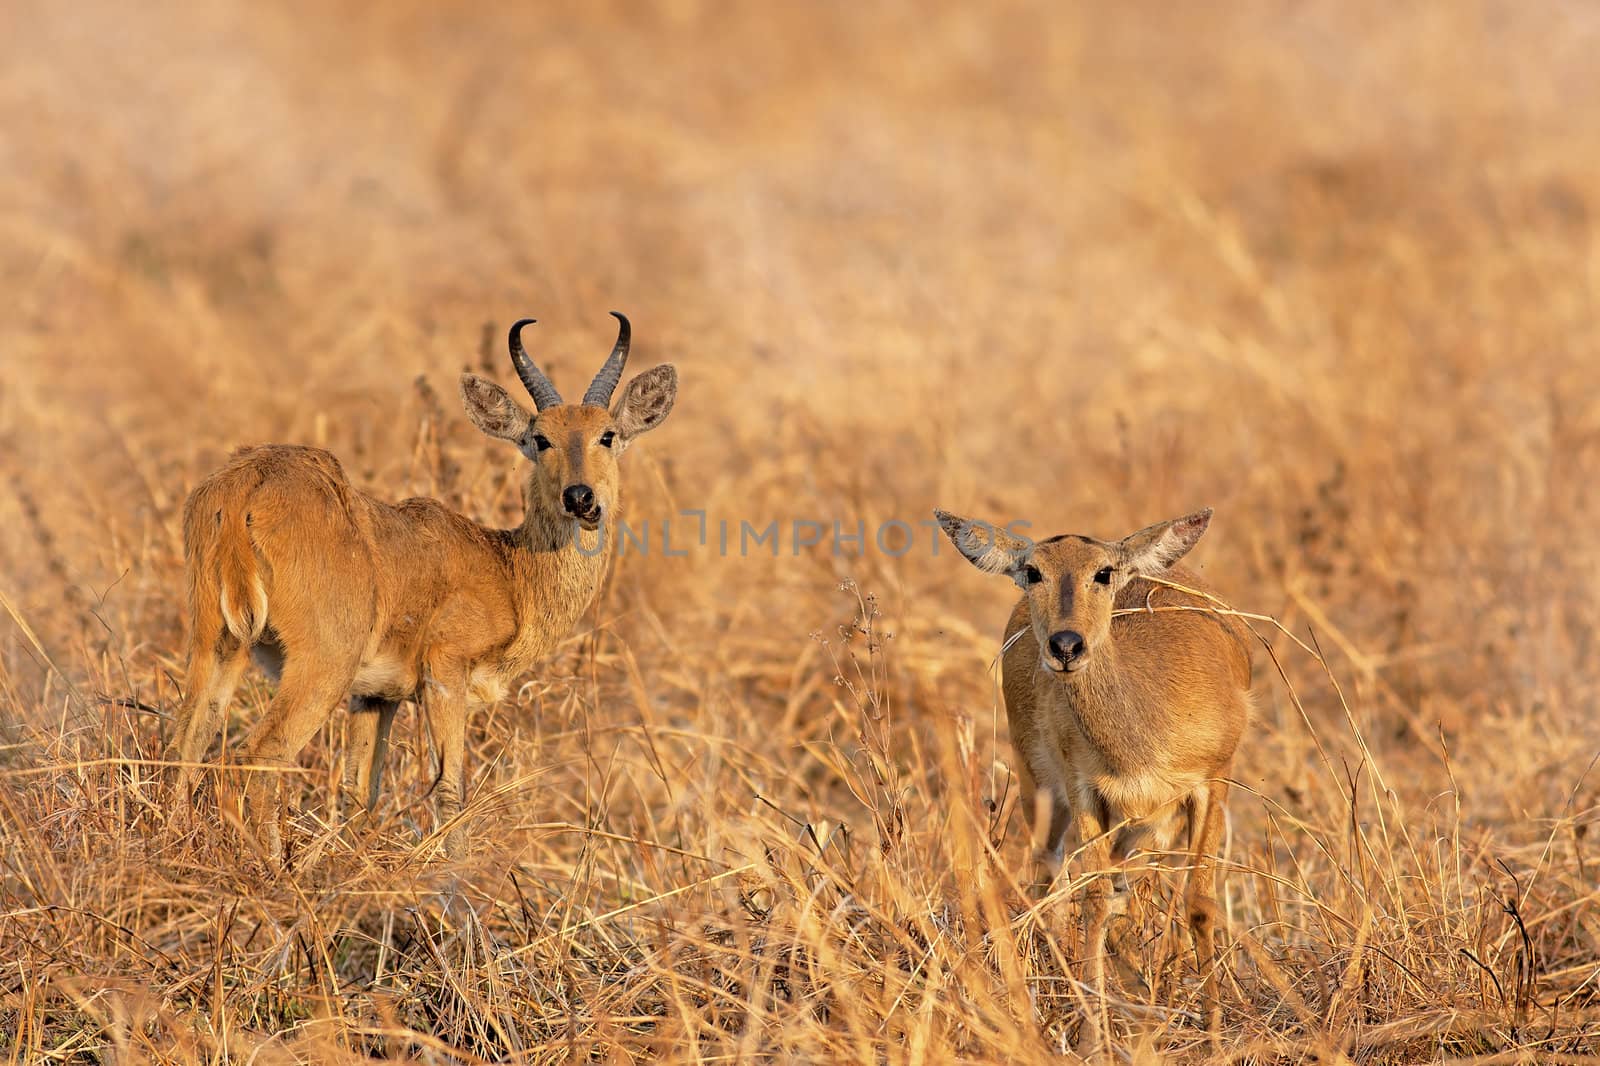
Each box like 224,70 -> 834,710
3,1 -> 1599,1061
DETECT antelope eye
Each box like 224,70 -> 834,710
1022,565 -> 1043,585
531,434 -> 553,452
1094,566 -> 1114,586
598,430 -> 616,448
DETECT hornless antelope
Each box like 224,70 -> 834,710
170,313 -> 677,862
935,507 -> 1250,1049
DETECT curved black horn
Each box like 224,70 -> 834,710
507,318 -> 563,410
582,311 -> 631,407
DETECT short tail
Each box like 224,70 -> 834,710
184,471 -> 268,647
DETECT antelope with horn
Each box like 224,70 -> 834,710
169,313 -> 677,862
935,507 -> 1251,1050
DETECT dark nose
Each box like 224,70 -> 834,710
1048,630 -> 1086,665
562,484 -> 596,516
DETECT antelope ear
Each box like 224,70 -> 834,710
612,365 -> 677,445
460,374 -> 532,444
1119,508 -> 1212,575
934,509 -> 1032,577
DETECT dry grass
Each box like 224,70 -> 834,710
3,1 -> 1600,1061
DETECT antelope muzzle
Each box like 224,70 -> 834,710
562,483 -> 602,529
1045,629 -> 1088,672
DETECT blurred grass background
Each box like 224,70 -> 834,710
2,1 -> 1599,1061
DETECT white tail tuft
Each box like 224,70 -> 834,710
219,575 -> 267,644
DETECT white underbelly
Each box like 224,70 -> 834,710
1090,767 -> 1199,858
351,655 -> 415,699
1095,768 -> 1184,821
467,665 -> 507,705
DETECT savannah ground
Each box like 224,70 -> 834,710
3,2 -> 1599,1062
